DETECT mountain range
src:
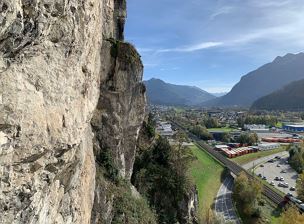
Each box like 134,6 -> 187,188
145,52 -> 304,110
144,78 -> 216,106
251,79 -> 304,111
204,52 -> 304,107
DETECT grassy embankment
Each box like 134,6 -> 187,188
231,146 -> 288,165
188,145 -> 224,219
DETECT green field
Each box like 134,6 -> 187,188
231,146 -> 288,165
173,107 -> 185,113
275,122 -> 283,128
188,145 -> 224,218
207,127 -> 236,133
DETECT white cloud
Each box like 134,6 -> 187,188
252,0 -> 291,8
203,86 -> 233,93
156,41 -> 223,53
210,6 -> 235,20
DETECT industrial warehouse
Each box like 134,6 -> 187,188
283,123 -> 304,132
215,145 -> 259,158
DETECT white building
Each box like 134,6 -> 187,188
258,143 -> 280,151
156,122 -> 174,137
244,124 -> 269,133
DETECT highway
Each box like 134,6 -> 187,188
171,120 -> 285,206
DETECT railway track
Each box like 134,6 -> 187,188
171,120 -> 285,206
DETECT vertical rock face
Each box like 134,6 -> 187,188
90,40 -> 145,224
0,0 -> 145,223
178,187 -> 199,224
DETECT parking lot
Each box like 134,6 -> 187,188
254,154 -> 298,196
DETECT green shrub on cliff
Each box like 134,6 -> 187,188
132,136 -> 195,223
112,183 -> 157,224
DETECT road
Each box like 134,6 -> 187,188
214,175 -> 241,224
242,151 -> 289,170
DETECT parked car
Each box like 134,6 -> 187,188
275,156 -> 281,159
258,174 -> 262,177
279,177 -> 284,181
270,181 -> 275,186
277,164 -> 281,167
263,176 -> 267,180
275,177 -> 280,181
281,170 -> 287,173
278,182 -> 289,188
268,159 -> 274,163
290,187 -> 296,191
260,164 -> 264,167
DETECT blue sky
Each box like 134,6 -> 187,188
125,0 -> 304,93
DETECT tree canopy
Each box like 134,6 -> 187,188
288,143 -> 304,173
233,172 -> 262,217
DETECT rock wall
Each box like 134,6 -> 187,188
0,0 -> 145,223
178,186 -> 199,224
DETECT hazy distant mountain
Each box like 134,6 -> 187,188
144,78 -> 216,106
205,52 -> 304,107
251,79 -> 304,111
212,92 -> 228,97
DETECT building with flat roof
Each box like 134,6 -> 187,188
244,124 -> 269,133
283,124 -> 304,133
156,122 -> 174,137
258,143 -> 280,151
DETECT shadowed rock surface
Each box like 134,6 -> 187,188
251,79 -> 304,111
204,53 -> 304,107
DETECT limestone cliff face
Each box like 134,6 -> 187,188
0,0 -> 145,223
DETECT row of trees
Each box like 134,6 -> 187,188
237,115 -> 278,128
203,117 -> 220,129
296,173 -> 304,201
190,125 -> 259,145
190,125 -> 213,140
237,133 -> 259,146
288,143 -> 304,173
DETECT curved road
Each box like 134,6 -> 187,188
215,175 -> 241,224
